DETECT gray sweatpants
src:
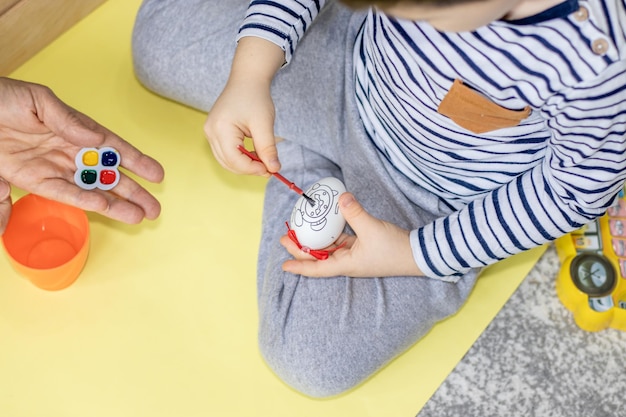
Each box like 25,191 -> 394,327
132,0 -> 479,398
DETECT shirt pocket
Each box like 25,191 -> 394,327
438,79 -> 531,134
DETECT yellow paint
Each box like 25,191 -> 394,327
82,150 -> 99,166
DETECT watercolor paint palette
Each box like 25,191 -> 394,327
74,147 -> 121,190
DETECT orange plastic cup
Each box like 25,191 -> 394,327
2,194 -> 90,291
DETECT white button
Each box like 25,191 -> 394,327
573,6 -> 589,21
592,38 -> 609,55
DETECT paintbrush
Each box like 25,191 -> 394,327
238,145 -> 316,206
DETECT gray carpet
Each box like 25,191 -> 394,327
417,245 -> 626,417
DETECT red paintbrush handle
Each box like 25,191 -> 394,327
237,145 -> 304,195
237,145 -> 262,162
272,172 -> 304,195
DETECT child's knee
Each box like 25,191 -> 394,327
258,331 -> 377,398
131,3 -> 171,93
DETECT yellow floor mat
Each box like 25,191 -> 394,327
0,1 -> 546,416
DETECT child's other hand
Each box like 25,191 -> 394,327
204,37 -> 285,177
203,75 -> 279,177
0,77 -> 165,227
280,193 -> 424,278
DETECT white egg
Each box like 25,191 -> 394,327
289,177 -> 347,250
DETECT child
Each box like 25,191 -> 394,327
132,0 -> 626,397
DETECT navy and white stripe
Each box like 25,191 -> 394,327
238,0 -> 626,279
238,0 -> 323,63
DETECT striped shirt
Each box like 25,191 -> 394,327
239,0 -> 626,279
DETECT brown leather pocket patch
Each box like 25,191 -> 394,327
437,79 -> 531,134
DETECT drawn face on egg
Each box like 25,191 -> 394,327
299,182 -> 337,231
290,177 -> 347,250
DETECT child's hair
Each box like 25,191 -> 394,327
339,0 -> 479,9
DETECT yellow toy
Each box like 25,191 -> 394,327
555,188 -> 626,332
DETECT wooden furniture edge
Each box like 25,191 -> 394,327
0,0 -> 108,76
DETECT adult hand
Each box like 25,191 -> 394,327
0,177 -> 12,235
204,37 -> 285,177
0,77 -> 164,233
280,193 -> 425,278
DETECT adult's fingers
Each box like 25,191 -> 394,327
0,177 -> 12,235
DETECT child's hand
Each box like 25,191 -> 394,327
280,193 -> 425,278
0,77 -> 164,231
204,37 -> 285,176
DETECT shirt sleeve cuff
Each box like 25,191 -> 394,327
410,228 -> 464,283
237,25 -> 294,64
